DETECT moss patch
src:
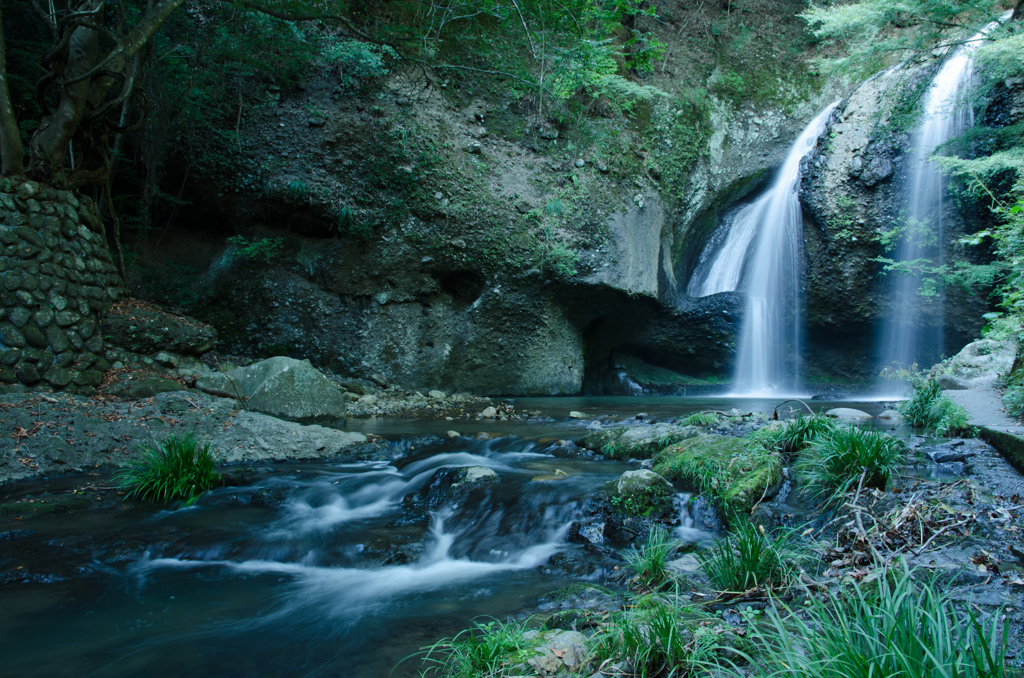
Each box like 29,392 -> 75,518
653,435 -> 781,518
579,423 -> 702,460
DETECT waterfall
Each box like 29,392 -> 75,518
688,102 -> 840,395
878,16 -> 1008,377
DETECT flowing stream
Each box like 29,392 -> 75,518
688,103 -> 839,396
0,397 -> 897,677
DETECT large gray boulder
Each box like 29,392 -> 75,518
196,356 -> 346,424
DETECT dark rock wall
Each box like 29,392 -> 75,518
0,180 -> 125,392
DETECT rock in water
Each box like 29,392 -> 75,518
613,469 -> 675,518
480,406 -> 497,418
196,356 -> 346,424
568,411 -> 586,419
825,408 -> 873,419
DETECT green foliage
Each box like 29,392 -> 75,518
537,226 -> 580,278
321,37 -> 396,87
796,426 -> 905,499
594,595 -> 720,678
625,526 -> 679,588
750,414 -> 837,458
416,617 -> 533,678
1003,383 -> 1024,420
695,522 -> 794,594
678,412 -> 722,428
114,433 -> 221,507
800,0 -> 1007,78
652,92 -> 713,204
227,236 -> 286,264
897,374 -> 973,436
735,567 -> 1009,678
286,180 -> 308,203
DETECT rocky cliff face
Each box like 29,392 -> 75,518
132,56 -> 849,395
800,63 -> 993,379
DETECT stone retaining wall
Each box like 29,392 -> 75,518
0,179 -> 125,392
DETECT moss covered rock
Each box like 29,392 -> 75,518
579,423 -> 701,460
611,469 -> 676,519
653,435 -> 782,518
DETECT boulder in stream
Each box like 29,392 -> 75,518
611,469 -> 675,519
653,435 -> 782,519
579,422 -> 701,460
391,466 -> 499,526
196,356 -> 346,425
825,407 -> 873,419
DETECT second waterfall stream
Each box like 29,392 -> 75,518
688,101 -> 840,396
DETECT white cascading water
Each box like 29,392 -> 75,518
877,17 -> 1006,377
688,101 -> 840,395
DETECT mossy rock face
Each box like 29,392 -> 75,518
579,423 -> 702,460
653,435 -> 782,518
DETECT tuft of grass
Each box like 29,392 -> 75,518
114,433 -> 221,506
735,568 -> 1009,678
750,413 -> 837,457
415,617 -> 533,678
678,411 -> 722,428
626,526 -> 680,588
899,376 -> 972,436
594,595 -> 720,678
696,522 -> 793,595
796,425 -> 904,500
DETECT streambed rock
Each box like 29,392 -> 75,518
611,469 -> 675,519
0,390 -> 366,485
196,356 -> 346,424
825,407 -> 873,419
392,465 -> 499,526
579,422 -> 701,460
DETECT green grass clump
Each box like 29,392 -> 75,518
696,522 -> 793,595
626,526 -> 680,588
796,426 -> 904,499
417,617 -> 533,678
736,568 -> 1009,678
678,411 -> 722,428
595,595 -> 719,678
114,433 -> 222,506
1004,384 -> 1024,420
899,376 -> 972,436
750,413 -> 837,457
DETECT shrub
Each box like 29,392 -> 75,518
416,617 -> 532,678
696,522 -> 793,595
626,526 -> 680,588
750,413 -> 837,457
115,433 -> 221,506
226,235 -> 285,264
594,595 -> 719,678
899,376 -> 972,436
1004,384 -> 1024,420
735,568 -> 1009,678
796,426 -> 904,499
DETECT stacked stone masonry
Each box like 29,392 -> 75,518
0,179 -> 125,392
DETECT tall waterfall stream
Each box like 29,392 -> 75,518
688,102 -> 839,395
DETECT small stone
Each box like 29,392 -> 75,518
428,389 -> 446,400
357,394 -> 378,405
447,430 -> 461,438
569,411 -> 586,419
42,366 -> 74,388
450,238 -> 467,249
480,406 -> 497,418
464,142 -> 482,154
368,373 -> 389,388
154,351 -> 179,368
45,325 -> 69,353
7,307 -> 29,328
15,363 -> 40,385
574,158 -> 585,168
23,325 -> 46,349
0,324 -> 26,348
15,181 -> 39,200
936,373 -> 971,390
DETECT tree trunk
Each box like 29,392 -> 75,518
0,1 -> 25,177
30,0 -> 186,179
31,2 -> 102,172
1014,0 -> 1024,21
